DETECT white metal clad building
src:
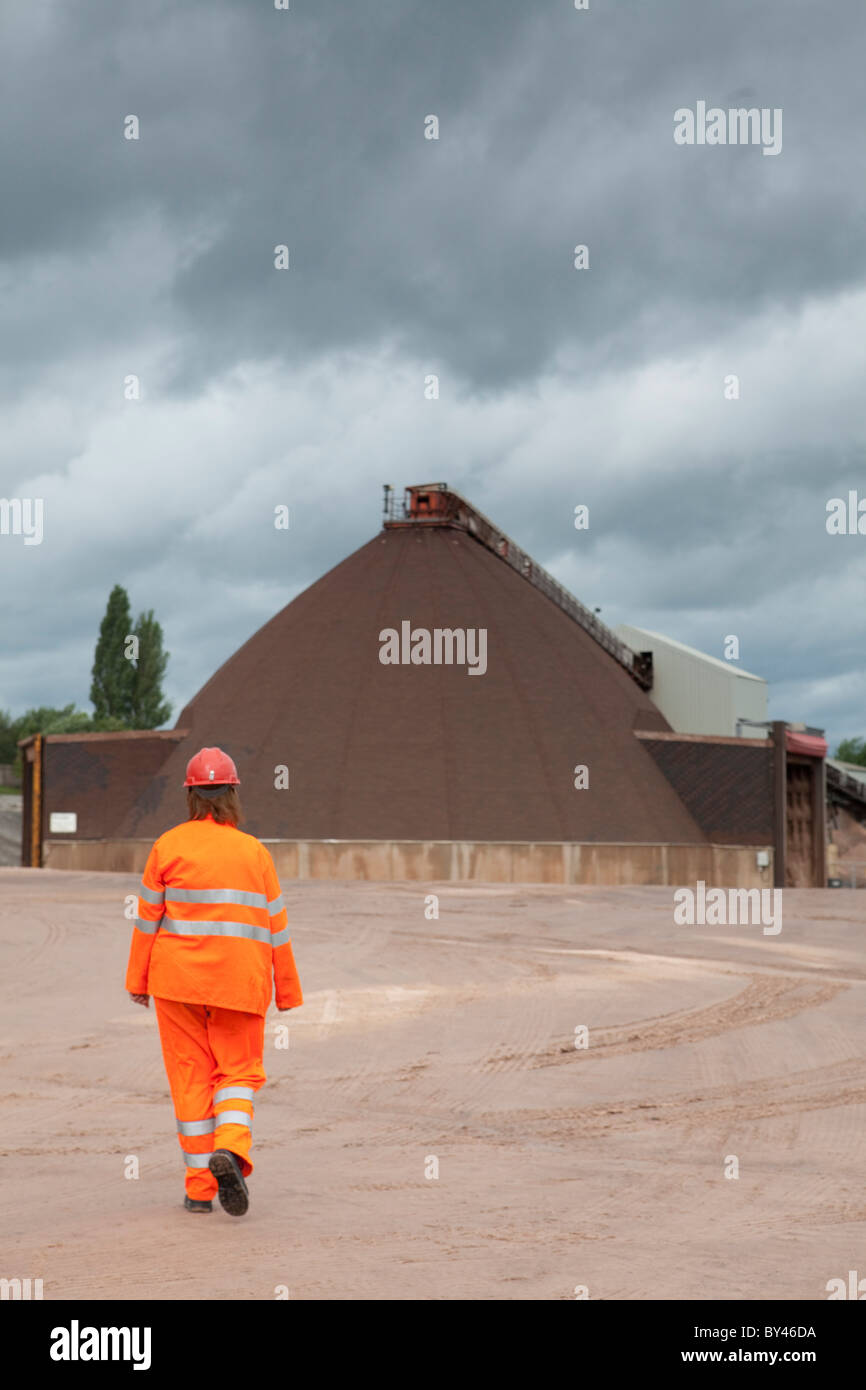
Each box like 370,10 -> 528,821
613,625 -> 768,738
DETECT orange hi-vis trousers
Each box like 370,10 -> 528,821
153,997 -> 266,1202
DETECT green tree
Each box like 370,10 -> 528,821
0,709 -> 17,764
91,585 -> 136,721
14,705 -> 127,738
129,609 -> 172,728
835,736 -> 866,767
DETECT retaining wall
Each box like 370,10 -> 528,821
41,837 -> 772,886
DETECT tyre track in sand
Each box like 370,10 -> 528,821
489,1055 -> 866,1141
527,973 -> 846,1067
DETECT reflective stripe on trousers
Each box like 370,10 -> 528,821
177,1117 -> 215,1136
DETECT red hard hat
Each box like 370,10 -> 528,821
183,746 -> 240,787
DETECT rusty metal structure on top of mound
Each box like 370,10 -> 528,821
382,482 -> 654,691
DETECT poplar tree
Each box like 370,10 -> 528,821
90,585 -> 135,721
129,610 -> 172,729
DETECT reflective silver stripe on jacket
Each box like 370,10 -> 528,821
177,1118 -> 215,1136
139,884 -> 165,906
267,894 -> 284,915
214,1110 -> 253,1129
160,916 -> 271,945
135,917 -> 161,934
183,1153 -> 212,1168
214,1086 -> 255,1104
165,888 -> 268,909
271,925 -> 291,948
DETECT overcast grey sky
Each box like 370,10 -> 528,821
1,0 -> 864,750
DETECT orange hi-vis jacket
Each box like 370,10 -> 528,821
125,816 -> 303,1017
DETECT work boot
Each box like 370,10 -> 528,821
208,1149 -> 249,1216
183,1195 -> 213,1213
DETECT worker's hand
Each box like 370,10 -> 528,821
276,1005 -> 296,1012
129,992 -> 150,1008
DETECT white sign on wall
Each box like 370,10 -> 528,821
49,812 -> 77,834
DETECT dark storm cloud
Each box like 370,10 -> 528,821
1,0 -> 865,754
4,1 -> 865,391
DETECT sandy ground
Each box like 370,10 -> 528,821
0,868 -> 864,1301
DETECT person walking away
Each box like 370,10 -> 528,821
125,747 -> 303,1216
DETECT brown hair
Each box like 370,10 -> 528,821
186,786 -> 243,827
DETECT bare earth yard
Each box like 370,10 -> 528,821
0,869 -> 863,1300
